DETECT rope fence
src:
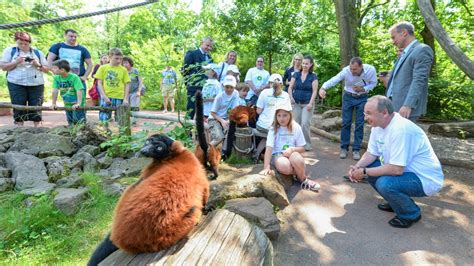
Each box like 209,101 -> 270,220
0,0 -> 158,30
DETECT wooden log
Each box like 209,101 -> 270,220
130,111 -> 195,126
99,209 -> 273,266
0,102 -> 138,112
117,105 -> 131,136
428,121 -> 474,138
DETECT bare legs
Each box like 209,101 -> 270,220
274,152 -> 307,182
163,96 -> 168,113
163,96 -> 175,113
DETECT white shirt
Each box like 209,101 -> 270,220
321,64 -> 377,94
244,67 -> 270,99
1,47 -> 47,86
237,97 -> 246,106
201,79 -> 222,116
266,121 -> 306,155
217,62 -> 229,83
256,88 -> 291,129
211,90 -> 239,120
367,113 -> 444,196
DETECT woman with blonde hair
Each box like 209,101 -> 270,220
283,53 -> 303,91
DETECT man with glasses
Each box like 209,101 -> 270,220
47,29 -> 93,91
244,56 -> 270,106
319,57 -> 377,160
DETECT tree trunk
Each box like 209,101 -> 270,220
417,0 -> 474,79
420,0 -> 436,77
333,0 -> 359,68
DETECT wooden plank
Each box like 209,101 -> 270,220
172,210 -> 235,265
240,225 -> 273,266
208,213 -> 254,266
98,248 -> 137,265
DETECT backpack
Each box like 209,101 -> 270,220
6,47 -> 41,77
10,47 -> 41,61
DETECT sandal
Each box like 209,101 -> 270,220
301,178 -> 320,191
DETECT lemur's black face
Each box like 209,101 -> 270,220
140,134 -> 174,159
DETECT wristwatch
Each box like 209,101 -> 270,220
363,168 -> 368,178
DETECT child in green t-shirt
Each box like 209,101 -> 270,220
51,59 -> 86,125
95,48 -> 131,121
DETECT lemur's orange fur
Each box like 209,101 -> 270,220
110,140 -> 209,254
229,106 -> 257,127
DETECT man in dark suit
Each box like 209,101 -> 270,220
386,21 -> 434,122
182,37 -> 214,119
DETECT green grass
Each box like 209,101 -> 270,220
225,153 -> 254,165
0,173 -> 120,265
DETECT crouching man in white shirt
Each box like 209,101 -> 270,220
348,95 -> 444,228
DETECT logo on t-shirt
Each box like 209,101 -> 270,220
257,75 -> 262,81
59,48 -> 82,75
105,70 -> 119,87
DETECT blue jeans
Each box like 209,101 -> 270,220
65,110 -> 86,125
366,160 -> 427,220
99,98 -> 123,121
341,93 -> 367,151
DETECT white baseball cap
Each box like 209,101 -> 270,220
203,63 -> 221,74
275,102 -> 292,112
269,73 -> 283,84
222,75 -> 237,87
227,64 -> 240,74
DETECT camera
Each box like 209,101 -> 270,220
24,56 -> 34,63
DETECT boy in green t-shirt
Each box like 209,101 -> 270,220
51,59 -> 86,125
95,48 -> 131,121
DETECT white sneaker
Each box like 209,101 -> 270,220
353,151 -> 361,160
339,149 -> 348,159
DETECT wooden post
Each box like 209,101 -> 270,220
117,105 -> 131,136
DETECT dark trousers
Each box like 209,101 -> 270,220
7,82 -> 44,123
186,86 -> 201,119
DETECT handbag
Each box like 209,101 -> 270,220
88,80 -> 99,100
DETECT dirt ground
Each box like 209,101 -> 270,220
1,111 -> 473,265
217,136 -> 473,265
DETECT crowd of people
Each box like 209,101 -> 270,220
0,29 -> 164,126
0,20 -> 444,228
181,21 -> 444,228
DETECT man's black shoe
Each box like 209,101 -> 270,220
388,215 -> 421,228
377,203 -> 394,212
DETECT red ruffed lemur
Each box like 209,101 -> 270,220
87,134 -> 209,266
194,90 -> 221,179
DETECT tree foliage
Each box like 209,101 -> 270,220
0,0 -> 472,120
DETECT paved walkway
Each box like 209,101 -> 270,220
274,134 -> 474,265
